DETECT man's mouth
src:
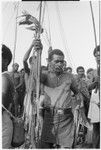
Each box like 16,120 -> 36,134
55,66 -> 63,72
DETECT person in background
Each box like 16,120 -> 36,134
76,66 -> 90,117
88,45 -> 100,148
86,68 -> 94,96
11,63 -> 20,88
76,66 -> 86,79
74,66 -> 92,145
17,68 -> 26,113
66,67 -> 72,74
86,68 -> 94,80
63,60 -> 67,71
10,63 -> 20,116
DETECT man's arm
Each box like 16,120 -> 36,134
23,41 -> 35,73
23,41 -> 34,63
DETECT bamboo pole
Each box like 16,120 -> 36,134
30,1 -> 43,147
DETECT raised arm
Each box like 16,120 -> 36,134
23,40 -> 35,74
23,41 -> 34,63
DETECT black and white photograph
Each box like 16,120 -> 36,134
2,1 -> 100,149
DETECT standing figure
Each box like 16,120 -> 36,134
31,39 -> 90,148
10,63 -> 20,116
73,66 -> 92,146
2,44 -> 15,148
88,45 -> 100,148
65,67 -> 72,74
18,69 -> 26,112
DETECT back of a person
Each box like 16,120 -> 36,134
2,71 -> 14,110
2,71 -> 14,149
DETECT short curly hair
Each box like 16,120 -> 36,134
66,67 -> 72,71
48,49 -> 64,61
76,66 -> 85,73
86,68 -> 93,74
2,44 -> 12,65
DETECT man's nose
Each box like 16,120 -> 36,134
58,62 -> 62,65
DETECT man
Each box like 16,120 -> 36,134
86,68 -> 94,80
76,66 -> 86,79
18,69 -> 26,112
88,45 -> 100,148
86,68 -> 94,97
2,44 -> 15,148
10,63 -> 20,88
76,66 -> 90,116
10,63 -> 21,116
66,67 -> 72,74
30,39 -> 90,148
72,66 -> 92,146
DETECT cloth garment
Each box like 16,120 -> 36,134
88,90 -> 100,123
40,82 -> 75,148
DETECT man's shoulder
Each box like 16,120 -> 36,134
63,72 -> 75,79
2,71 -> 14,86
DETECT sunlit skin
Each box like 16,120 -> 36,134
49,54 -> 64,75
87,71 -> 94,80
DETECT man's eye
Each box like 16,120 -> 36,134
55,60 -> 64,63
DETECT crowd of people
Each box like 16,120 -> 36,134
2,40 -> 100,149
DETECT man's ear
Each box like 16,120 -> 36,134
46,58 -> 51,63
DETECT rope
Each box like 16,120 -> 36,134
35,1 -> 42,143
46,2 -> 52,47
44,28 -> 51,46
42,33 -> 50,46
55,2 -> 74,68
99,1 -> 100,45
3,10 -> 16,42
41,1 -> 46,27
12,2 -> 19,66
2,105 -> 16,120
89,1 -> 97,48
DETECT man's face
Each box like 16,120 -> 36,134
87,71 -> 93,79
13,64 -> 19,71
77,69 -> 85,78
21,70 -> 25,76
95,51 -> 100,65
67,69 -> 72,74
50,54 -> 64,74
